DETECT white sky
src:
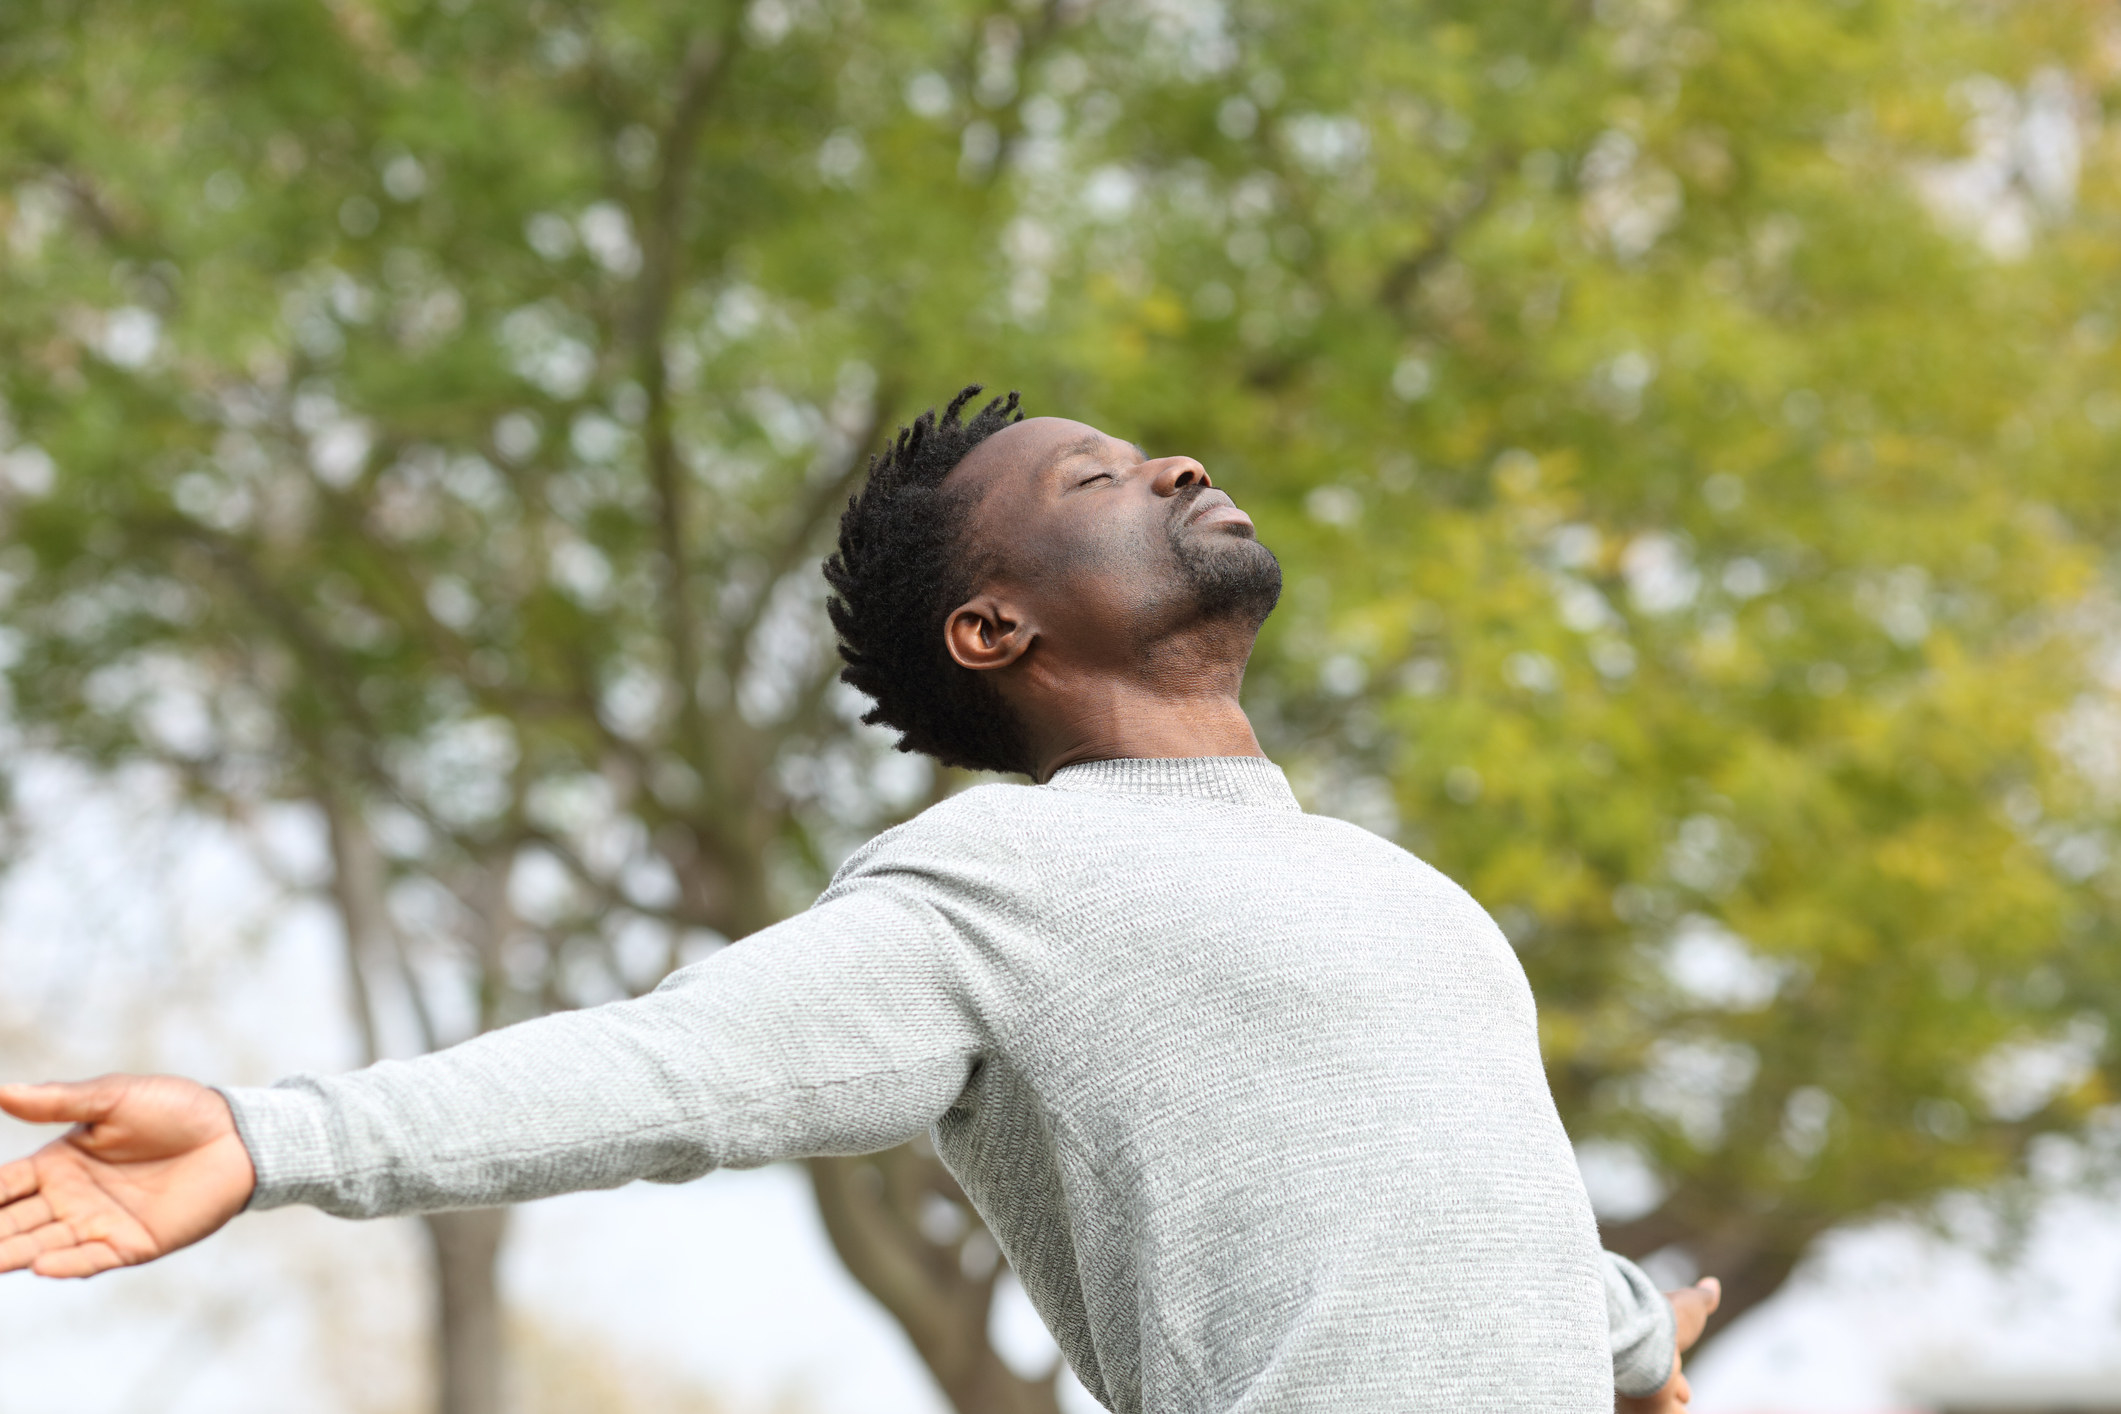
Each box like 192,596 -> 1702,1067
1,758 -> 2118,1413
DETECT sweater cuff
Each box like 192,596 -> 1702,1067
1605,1251 -> 1679,1398
215,1083 -> 341,1213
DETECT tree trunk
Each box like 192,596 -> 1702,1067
421,1208 -> 511,1414
1602,1207 -> 1815,1357
810,1148 -> 1064,1414
1687,1243 -> 1803,1354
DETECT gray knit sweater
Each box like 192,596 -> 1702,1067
222,756 -> 1674,1410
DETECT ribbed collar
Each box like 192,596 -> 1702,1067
1043,756 -> 1301,811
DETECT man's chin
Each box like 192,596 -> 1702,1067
1181,536 -> 1282,628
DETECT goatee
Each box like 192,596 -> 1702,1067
1170,524 -> 1282,630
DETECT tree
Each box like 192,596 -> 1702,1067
0,0 -> 1067,1408
2,0 -> 2117,1406
1009,0 -> 2121,1341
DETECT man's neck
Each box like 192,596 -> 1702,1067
1024,678 -> 1265,783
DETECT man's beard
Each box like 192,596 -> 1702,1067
1169,522 -> 1283,630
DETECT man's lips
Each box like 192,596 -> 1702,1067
1181,489 -> 1254,532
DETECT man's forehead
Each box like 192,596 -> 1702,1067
948,416 -> 1142,488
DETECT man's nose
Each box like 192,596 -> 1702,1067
1149,457 -> 1213,496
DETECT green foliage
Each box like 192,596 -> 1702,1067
1,0 -> 2116,1354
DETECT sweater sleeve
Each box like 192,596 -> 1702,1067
1604,1250 -> 1677,1398
217,879 -> 986,1219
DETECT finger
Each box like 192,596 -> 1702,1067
0,1156 -> 37,1203
32,1241 -> 127,1279
0,1219 -> 79,1273
0,1193 -> 54,1239
0,1080 -> 121,1128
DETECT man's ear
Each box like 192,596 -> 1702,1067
944,595 -> 1034,673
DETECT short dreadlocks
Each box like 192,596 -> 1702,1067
824,385 -> 1032,775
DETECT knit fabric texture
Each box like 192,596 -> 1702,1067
221,756 -> 1674,1410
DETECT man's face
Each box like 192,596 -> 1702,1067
944,417 -> 1282,663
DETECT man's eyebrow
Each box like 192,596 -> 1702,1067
1047,433 -> 1111,470
1046,433 -> 1146,476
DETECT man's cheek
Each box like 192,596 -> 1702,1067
1043,519 -> 1148,581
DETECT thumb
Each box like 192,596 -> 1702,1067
1669,1276 -> 1721,1353
0,1078 -> 124,1127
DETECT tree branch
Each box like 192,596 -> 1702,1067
961,0 -> 1099,183
319,786 -> 390,1065
719,392 -> 896,689
1377,160 -> 1507,316
634,22 -> 744,785
514,819 -> 719,932
809,1149 -> 1062,1414
1602,1197 -> 1825,1355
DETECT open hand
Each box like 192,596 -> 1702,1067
0,1075 -> 255,1278
1617,1276 -> 1721,1414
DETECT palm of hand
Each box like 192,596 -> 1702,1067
0,1075 -> 255,1279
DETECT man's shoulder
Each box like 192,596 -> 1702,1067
825,781 -> 1043,887
1252,810 -> 1500,922
893,779 -> 1042,839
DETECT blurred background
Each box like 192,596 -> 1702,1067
1,0 -> 2118,1410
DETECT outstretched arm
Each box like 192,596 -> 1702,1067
1,816 -> 1010,1272
223,878 -> 986,1219
0,1075 -> 256,1278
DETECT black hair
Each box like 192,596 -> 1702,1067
823,385 -> 1031,775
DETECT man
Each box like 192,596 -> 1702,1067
0,389 -> 1717,1411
